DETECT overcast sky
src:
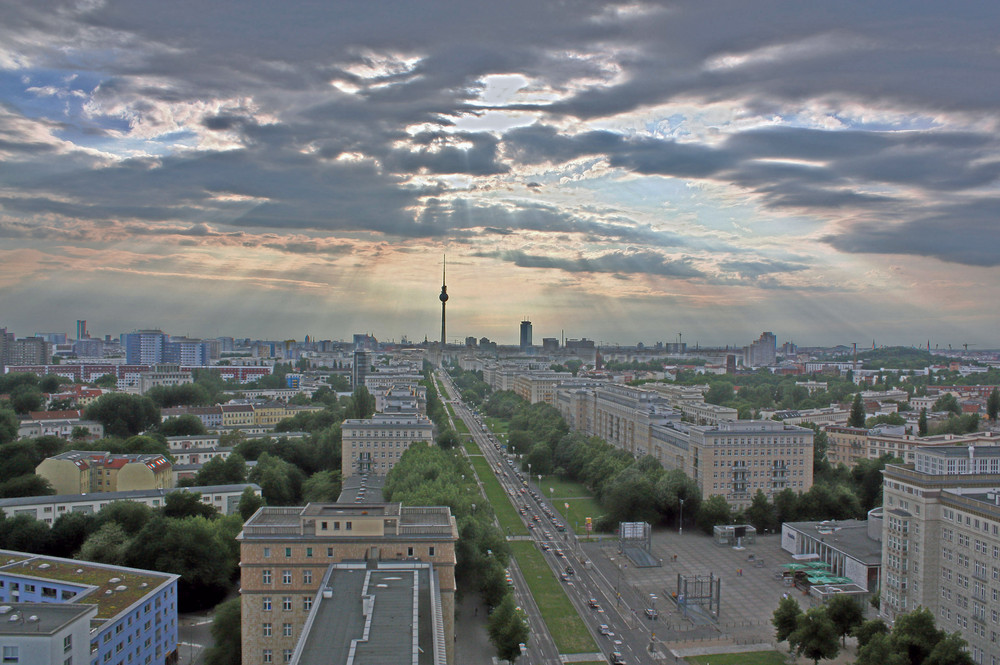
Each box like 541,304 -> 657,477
2,0 -> 999,347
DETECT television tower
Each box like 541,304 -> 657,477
439,256 -> 449,358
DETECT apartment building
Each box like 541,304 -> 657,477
881,446 -> 1000,665
36,451 -> 173,495
0,550 -> 179,665
238,502 -> 459,665
512,371 -> 574,405
341,413 -> 434,477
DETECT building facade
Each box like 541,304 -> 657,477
341,413 -> 435,477
238,503 -> 458,665
36,451 -> 173,495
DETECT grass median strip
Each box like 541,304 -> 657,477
510,540 -> 600,655
686,652 -> 786,665
467,454 -> 529,536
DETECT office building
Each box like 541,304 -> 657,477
238,502 -> 459,665
123,330 -> 169,364
76,320 -> 88,340
352,350 -> 369,389
881,446 -> 1000,664
744,331 -> 776,368
519,319 -> 532,351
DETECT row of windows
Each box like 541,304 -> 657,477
261,648 -> 294,663
261,622 -> 294,637
262,596 -> 313,611
261,570 -> 314,585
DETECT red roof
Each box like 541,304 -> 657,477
29,409 -> 84,421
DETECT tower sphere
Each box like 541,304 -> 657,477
439,288 -> 449,302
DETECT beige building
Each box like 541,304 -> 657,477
221,404 -> 255,427
238,502 -> 459,665
512,371 -> 573,405
881,447 -> 1000,665
36,450 -> 173,494
341,413 -> 435,477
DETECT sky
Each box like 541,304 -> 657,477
2,1 -> 999,348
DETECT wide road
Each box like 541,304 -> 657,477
437,370 -> 663,665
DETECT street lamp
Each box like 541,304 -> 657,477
678,498 -> 684,536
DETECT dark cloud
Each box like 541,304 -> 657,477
485,249 -> 704,278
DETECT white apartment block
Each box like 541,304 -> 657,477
881,446 -> 1000,665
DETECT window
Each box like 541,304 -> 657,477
282,570 -> 292,584
327,547 -> 334,557
283,649 -> 293,663
262,623 -> 272,637
345,522 -> 352,531
263,547 -> 271,558
64,635 -> 73,653
2,646 -> 18,663
303,570 -> 312,584
263,650 -> 273,664
306,547 -> 313,558
262,570 -> 272,584
263,597 -> 272,611
283,623 -> 293,637
285,547 -> 292,557
303,596 -> 313,611
429,547 -> 435,557
282,597 -> 292,611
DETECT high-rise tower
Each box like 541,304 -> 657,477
519,318 -> 532,351
439,257 -> 449,357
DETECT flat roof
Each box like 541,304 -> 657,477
0,484 -> 259,508
295,563 -> 439,665
338,475 -> 386,504
784,520 -> 882,566
0,602 -> 97,636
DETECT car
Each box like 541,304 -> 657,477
540,543 -> 550,551
645,608 -> 658,620
610,652 -> 626,665
564,565 -> 574,575
554,549 -> 565,558
559,573 -> 571,582
588,598 -> 600,609
599,624 -> 612,636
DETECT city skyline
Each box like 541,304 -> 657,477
2,2 -> 1000,346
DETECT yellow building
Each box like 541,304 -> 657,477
36,451 -> 173,495
220,404 -> 255,428
238,502 -> 459,665
252,401 -> 289,426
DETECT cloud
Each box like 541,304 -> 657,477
486,249 -> 704,278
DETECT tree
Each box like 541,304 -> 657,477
95,500 -> 154,535
789,607 -> 839,665
0,409 -> 18,445
744,490 -> 778,533
163,491 -> 218,519
772,595 -> 804,645
203,597 -> 241,665
932,393 -> 961,415
157,415 -> 208,437
988,387 -> 1000,422
487,594 -> 529,663
77,522 -> 130,565
0,474 -> 55,498
436,428 -> 459,450
46,511 -> 97,558
248,453 -> 305,505
924,632 -> 975,665
848,393 -> 866,427
825,594 -> 864,646
195,454 -> 247,486
238,487 -> 265,521
695,495 -> 732,534
10,388 -> 43,414
852,618 -> 889,649
94,374 -> 117,389
84,393 -> 160,438
302,471 -> 342,502
345,387 -> 376,420
918,408 -> 928,436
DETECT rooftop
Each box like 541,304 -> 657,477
0,602 -> 97,636
0,551 -> 175,621
783,519 -> 883,565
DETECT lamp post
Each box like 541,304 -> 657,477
678,498 -> 684,536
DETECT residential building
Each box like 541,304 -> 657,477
0,484 -> 260,521
220,404 -> 255,428
17,418 -> 103,441
123,330 -> 169,364
0,550 -> 179,665
7,337 -> 51,365
341,413 -> 434,477
744,331 -> 777,368
512,371 -> 573,405
0,602 -> 97,665
881,446 -> 1000,664
237,502 -> 459,665
36,451 -> 173,495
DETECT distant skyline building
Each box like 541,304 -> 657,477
744,331 -> 777,367
519,318 -> 532,351
76,319 -> 87,339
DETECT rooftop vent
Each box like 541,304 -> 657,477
115,586 -> 127,592
37,564 -> 50,570
109,577 -> 121,584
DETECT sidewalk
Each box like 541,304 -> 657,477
455,592 -> 497,665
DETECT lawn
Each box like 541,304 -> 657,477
686,652 -> 787,665
538,475 -> 593,499
553,497 -> 607,535
453,417 -> 469,434
462,434 -> 479,455
509,541 -> 599,655
467,455 -> 529,536
485,416 -> 508,434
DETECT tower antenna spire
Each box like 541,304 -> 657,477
438,254 -> 449,365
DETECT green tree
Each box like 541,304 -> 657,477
326,374 -> 351,391
94,374 -> 118,389
345,386 -> 376,420
163,491 -> 218,519
195,454 -> 247,486
924,632 -> 975,665
436,428 -> 459,450
157,415 -> 208,437
932,393 -> 961,415
0,408 -> 19,445
302,471 -> 342,502
918,408 -> 928,436
848,393 -> 866,427
695,495 -> 732,534
147,383 -> 212,408
46,511 -> 98,558
249,453 -> 305,505
744,490 -> 778,533
789,606 -> 839,665
487,594 -> 529,663
238,487 -> 265,521
772,595 -> 804,645
95,500 -> 154,535
10,388 -> 43,414
852,618 -> 889,649
84,393 -> 160,437
988,387 -> 1000,422
824,594 -> 864,646
77,522 -> 130,565
0,474 -> 55,498
203,597 -> 241,665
